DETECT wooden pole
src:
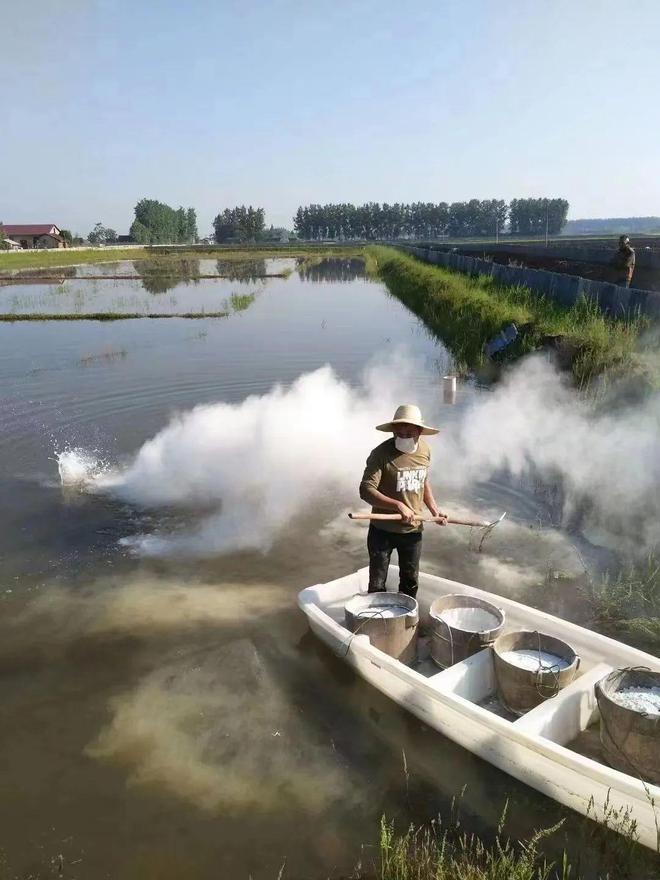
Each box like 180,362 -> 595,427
348,512 -> 492,528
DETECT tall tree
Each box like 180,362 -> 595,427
186,208 -> 198,243
292,199 -> 567,240
131,198 -> 198,244
213,206 -> 266,243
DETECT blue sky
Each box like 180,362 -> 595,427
3,0 -> 659,236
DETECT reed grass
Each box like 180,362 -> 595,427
581,554 -> 660,656
351,797 -> 656,880
367,247 -> 646,386
362,813 -> 573,880
229,291 -> 257,313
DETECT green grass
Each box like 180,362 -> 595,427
581,555 -> 660,656
354,800 -> 656,880
0,244 -> 365,274
368,815 -> 572,880
0,247 -> 155,271
367,246 -> 647,386
229,291 -> 257,313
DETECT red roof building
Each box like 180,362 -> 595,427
1,224 -> 66,249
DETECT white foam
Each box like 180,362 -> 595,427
499,649 -> 571,672
611,686 -> 660,716
437,607 -> 500,633
57,448 -> 107,487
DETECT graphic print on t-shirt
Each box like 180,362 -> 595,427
396,468 -> 427,493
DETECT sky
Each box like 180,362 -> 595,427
2,0 -> 659,236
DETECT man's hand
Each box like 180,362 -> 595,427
396,502 -> 417,524
430,507 -> 448,526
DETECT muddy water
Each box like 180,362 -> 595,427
0,258 -> 652,878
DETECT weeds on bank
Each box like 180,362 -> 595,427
367,247 -> 645,386
364,812 -> 572,880
581,554 -> 660,656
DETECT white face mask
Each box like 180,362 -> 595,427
394,435 -> 418,454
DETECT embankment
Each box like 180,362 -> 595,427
397,243 -> 660,319
368,246 -> 647,386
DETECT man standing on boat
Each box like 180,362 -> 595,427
359,404 -> 446,598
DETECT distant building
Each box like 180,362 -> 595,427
1,224 -> 67,249
116,234 -> 136,244
2,238 -> 22,250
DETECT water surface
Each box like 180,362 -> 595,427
0,258 -> 650,878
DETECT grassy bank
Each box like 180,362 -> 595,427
582,555 -> 660,656
369,816 -> 571,880
367,246 -> 646,386
352,806 -> 653,880
0,244 -> 364,274
0,247 -> 154,272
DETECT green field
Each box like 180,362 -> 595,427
0,244 -> 365,274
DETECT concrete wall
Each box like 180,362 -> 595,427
396,244 -> 660,320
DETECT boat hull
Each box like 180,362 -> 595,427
299,566 -> 660,852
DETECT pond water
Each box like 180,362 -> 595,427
0,257 -> 304,316
0,258 -> 654,878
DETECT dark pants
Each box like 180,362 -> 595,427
367,524 -> 422,598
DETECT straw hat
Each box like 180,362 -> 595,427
376,404 -> 439,435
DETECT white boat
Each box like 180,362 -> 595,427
298,566 -> 660,852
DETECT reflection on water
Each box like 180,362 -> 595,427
297,256 -> 366,283
215,258 -> 268,282
0,265 -> 79,284
0,257 -> 318,314
133,258 -> 202,293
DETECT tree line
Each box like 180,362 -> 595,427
213,206 -> 266,242
130,199 -> 198,245
69,195 -> 569,249
508,199 -> 569,236
293,199 -> 569,240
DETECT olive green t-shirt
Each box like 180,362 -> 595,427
359,438 -> 431,533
